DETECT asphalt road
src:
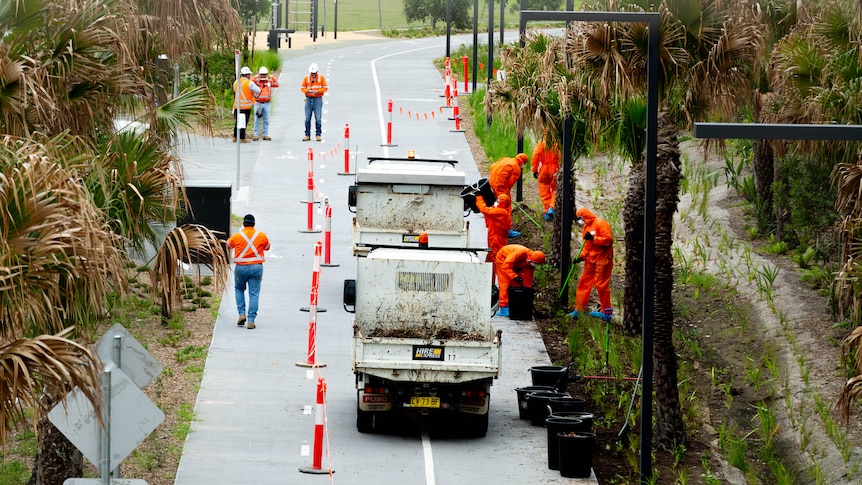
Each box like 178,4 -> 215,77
172,33 -> 596,485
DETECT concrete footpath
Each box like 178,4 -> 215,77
173,33 -> 596,484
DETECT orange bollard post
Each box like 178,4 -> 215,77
444,66 -> 452,108
298,376 -> 332,475
338,124 -> 352,175
381,99 -> 397,147
321,198 -> 339,267
462,55 -> 469,93
298,242 -> 328,368
299,148 -> 322,233
450,87 -> 464,133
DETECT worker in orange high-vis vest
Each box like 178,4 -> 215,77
568,207 -> 614,321
252,66 -> 279,141
488,153 -> 527,238
476,193 -> 512,284
227,214 -> 271,329
494,244 -> 545,318
301,63 -> 328,141
233,66 -> 261,143
531,138 -> 560,221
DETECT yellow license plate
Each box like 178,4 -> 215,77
410,396 -> 440,408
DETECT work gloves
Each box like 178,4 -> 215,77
533,172 -> 539,179
584,231 -> 594,241
574,257 -> 584,264
514,276 -> 523,285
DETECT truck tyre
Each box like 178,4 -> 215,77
465,412 -> 489,437
357,406 -> 375,433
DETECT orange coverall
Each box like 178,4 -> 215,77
476,194 -> 512,279
488,153 -> 527,197
531,140 -> 560,212
574,207 -> 614,313
495,244 -> 543,308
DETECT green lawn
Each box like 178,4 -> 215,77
297,0 -> 413,32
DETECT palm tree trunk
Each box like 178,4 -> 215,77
29,394 -> 83,485
653,111 -> 686,447
622,160 -> 645,336
753,139 -> 774,232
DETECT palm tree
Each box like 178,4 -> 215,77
0,0 -> 239,482
571,0 -> 766,447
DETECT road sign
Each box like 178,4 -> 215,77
96,323 -> 163,389
48,365 -> 165,471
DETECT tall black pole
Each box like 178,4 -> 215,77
559,116 -> 573,308
472,0 -> 479,93
446,0 -> 452,59
312,0 -> 318,41
486,0 -> 494,127
640,14 -> 660,485
515,0 -> 526,202
499,0 -> 504,44
334,0 -> 338,39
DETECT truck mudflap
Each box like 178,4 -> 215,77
352,336 -> 502,383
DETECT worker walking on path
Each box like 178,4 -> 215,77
567,207 -> 614,321
233,66 -> 260,143
301,63 -> 328,141
531,138 -> 560,221
494,244 -> 545,318
227,214 -> 271,330
488,153 -> 527,238
476,193 -> 513,283
252,66 -> 279,141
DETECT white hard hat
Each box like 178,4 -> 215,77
240,66 -> 252,75
259,66 -> 268,75
309,63 -> 319,74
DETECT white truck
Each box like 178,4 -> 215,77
343,157 -> 501,436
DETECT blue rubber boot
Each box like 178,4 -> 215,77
498,306 -> 509,317
508,229 -> 520,238
543,207 -> 555,221
566,310 -> 579,319
588,311 -> 608,320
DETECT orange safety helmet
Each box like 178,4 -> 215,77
515,153 -> 528,166
496,193 -> 511,209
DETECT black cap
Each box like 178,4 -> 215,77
243,214 -> 255,225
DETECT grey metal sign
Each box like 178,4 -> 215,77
96,323 -> 163,389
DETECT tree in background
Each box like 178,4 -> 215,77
506,0 -> 564,12
404,0 -> 473,29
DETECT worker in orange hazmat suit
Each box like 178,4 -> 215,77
494,244 -> 545,318
476,193 -> 512,283
531,139 -> 560,221
568,207 -> 614,321
488,153 -> 527,238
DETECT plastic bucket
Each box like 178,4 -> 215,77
526,390 -> 568,426
548,397 -> 586,414
545,417 -> 586,470
514,386 -> 555,420
508,287 -> 534,320
550,411 -> 595,432
459,185 -> 479,213
557,431 -> 596,478
475,178 -> 496,207
529,365 -> 568,391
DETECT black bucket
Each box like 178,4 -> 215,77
514,385 -> 555,420
550,411 -> 596,432
508,287 -> 534,320
475,178 -> 496,207
557,431 -> 596,478
526,390 -> 568,426
548,397 -> 586,414
545,417 -> 587,470
459,185 -> 479,213
529,365 -> 568,391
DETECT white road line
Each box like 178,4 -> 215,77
420,430 -> 437,485
371,44 -> 441,157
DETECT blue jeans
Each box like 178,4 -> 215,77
253,102 -> 270,137
304,96 -> 323,136
234,263 -> 263,323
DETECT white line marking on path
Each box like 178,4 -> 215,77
421,430 -> 436,485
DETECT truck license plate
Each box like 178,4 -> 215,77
410,396 -> 440,408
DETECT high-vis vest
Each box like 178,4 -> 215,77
232,230 -> 266,264
301,73 -> 328,98
255,75 -> 279,102
233,77 -> 256,110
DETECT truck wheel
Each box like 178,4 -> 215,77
465,413 -> 489,437
357,406 -> 375,433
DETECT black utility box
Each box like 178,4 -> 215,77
177,182 -> 232,263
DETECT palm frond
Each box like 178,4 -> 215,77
150,224 -> 230,321
0,328 -> 103,449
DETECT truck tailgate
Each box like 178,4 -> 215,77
353,336 -> 501,383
